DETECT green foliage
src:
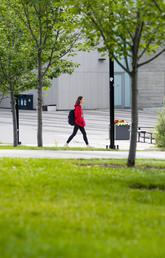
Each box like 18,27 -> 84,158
0,0 -> 81,95
0,158 -> 165,257
0,145 -> 117,151
7,0 -> 81,85
0,0 -> 36,95
74,0 -> 165,73
154,106 -> 165,147
149,0 -> 165,14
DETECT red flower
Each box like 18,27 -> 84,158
114,119 -> 129,126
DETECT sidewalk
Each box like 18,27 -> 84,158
0,149 -> 164,160
0,108 -> 158,150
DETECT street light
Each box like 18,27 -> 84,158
109,57 -> 115,149
99,54 -> 118,149
15,96 -> 21,145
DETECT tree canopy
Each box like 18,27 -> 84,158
73,0 -> 165,166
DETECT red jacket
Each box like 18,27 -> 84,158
74,104 -> 86,127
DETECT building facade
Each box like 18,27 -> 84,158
0,50 -> 131,110
0,50 -> 164,110
138,51 -> 165,108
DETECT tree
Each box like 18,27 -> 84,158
8,0 -> 80,147
0,2 -> 36,146
74,0 -> 165,166
151,0 -> 165,13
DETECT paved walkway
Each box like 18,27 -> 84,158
0,108 -> 159,150
0,149 -> 164,160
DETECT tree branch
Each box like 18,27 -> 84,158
123,40 -> 130,71
43,1 -> 50,47
58,34 -> 80,60
33,4 -> 39,16
152,0 -> 163,12
43,31 -> 80,77
86,12 -> 106,42
42,30 -> 61,77
138,48 -> 165,67
112,54 -> 131,75
138,37 -> 154,60
38,2 -> 42,47
22,3 -> 39,47
0,72 -> 9,89
0,58 -> 9,80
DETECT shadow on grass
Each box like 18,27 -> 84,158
130,184 -> 165,191
76,163 -> 165,171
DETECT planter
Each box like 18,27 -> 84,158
42,105 -> 48,111
115,125 -> 130,140
47,105 -> 56,112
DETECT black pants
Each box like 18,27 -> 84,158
67,124 -> 89,145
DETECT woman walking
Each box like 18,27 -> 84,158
65,96 -> 90,147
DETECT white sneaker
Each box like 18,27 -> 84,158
86,145 -> 93,148
64,143 -> 69,147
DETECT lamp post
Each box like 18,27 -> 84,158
109,57 -> 115,149
99,54 -> 118,150
15,95 -> 21,145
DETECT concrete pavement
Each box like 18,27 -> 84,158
0,108 -> 159,150
0,149 -> 164,160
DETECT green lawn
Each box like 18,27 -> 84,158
0,145 -> 116,151
0,158 -> 165,258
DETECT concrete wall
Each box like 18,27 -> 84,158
0,96 -> 10,108
138,51 -> 165,108
55,51 -> 131,110
43,78 -> 58,107
56,51 -> 109,110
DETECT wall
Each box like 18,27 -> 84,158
56,51 -> 109,110
0,96 -> 10,108
43,78 -> 58,107
138,51 -> 165,108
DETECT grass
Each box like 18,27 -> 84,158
0,145 -> 118,151
0,158 -> 165,258
0,145 -> 155,151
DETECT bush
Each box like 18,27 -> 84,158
154,106 -> 165,147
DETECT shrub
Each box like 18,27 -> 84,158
154,106 -> 165,147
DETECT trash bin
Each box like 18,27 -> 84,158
17,95 -> 33,110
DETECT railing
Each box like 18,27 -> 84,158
137,127 -> 155,144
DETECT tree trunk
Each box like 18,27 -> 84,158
127,69 -> 138,167
10,83 -> 18,147
37,49 -> 43,147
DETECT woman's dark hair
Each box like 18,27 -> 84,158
76,96 -> 83,105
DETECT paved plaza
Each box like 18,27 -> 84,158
0,108 -> 160,150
